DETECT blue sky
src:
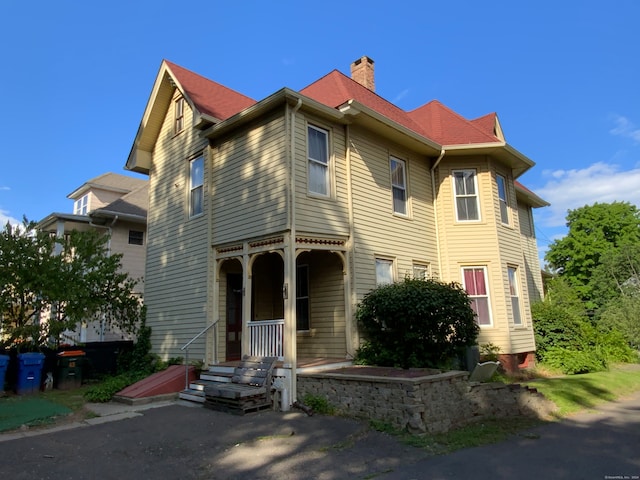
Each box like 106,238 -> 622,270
1,1 -> 639,263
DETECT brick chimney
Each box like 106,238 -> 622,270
350,56 -> 375,91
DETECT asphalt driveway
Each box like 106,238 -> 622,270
1,392 -> 639,480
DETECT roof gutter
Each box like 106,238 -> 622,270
201,88 -> 344,141
339,99 -> 441,154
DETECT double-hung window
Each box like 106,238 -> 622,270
413,263 -> 428,280
508,266 -> 522,326
390,157 -> 407,215
189,156 -> 204,217
128,230 -> 144,246
496,174 -> 509,224
453,170 -> 479,221
74,194 -> 88,215
174,97 -> 185,134
375,258 -> 394,286
462,267 -> 492,326
307,125 -> 329,196
296,264 -> 310,331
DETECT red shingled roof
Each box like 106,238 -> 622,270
164,60 -> 256,121
164,61 -> 503,147
407,101 -> 500,145
470,112 -> 498,137
300,70 -> 427,138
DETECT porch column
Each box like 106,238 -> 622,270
283,236 -> 296,407
242,245 -> 251,357
211,259 -> 220,364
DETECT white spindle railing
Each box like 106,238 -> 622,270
248,319 -> 284,360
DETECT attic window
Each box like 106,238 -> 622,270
74,194 -> 89,215
174,97 -> 185,133
128,230 -> 144,246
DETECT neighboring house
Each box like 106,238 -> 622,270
37,172 -> 148,343
125,56 -> 549,399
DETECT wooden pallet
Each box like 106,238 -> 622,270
203,355 -> 277,415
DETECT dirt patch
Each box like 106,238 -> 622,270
317,365 -> 442,378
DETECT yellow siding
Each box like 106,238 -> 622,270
434,157 -> 536,354
349,126 -> 438,300
144,92 -> 210,361
519,202 -> 545,302
212,112 -> 288,244
296,251 -> 347,358
294,114 -> 350,236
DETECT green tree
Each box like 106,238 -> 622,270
355,278 -> 479,369
545,202 -> 640,307
0,220 -> 143,350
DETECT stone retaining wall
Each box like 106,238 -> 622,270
297,369 -> 556,433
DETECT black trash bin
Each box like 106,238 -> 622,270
56,350 -> 85,390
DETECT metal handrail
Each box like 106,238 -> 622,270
180,319 -> 219,390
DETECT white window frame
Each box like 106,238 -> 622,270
307,124 -> 330,196
174,97 -> 185,134
453,169 -> 480,222
412,263 -> 429,280
462,266 -> 492,326
296,264 -> 310,331
74,194 -> 89,215
508,266 -> 523,326
375,258 -> 395,286
390,157 -> 408,215
496,174 -> 509,225
189,156 -> 204,218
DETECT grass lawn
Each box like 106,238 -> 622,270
371,362 -> 640,453
525,363 -> 640,416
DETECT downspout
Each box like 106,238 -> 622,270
285,98 -> 303,408
430,149 -> 445,278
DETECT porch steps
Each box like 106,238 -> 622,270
178,365 -> 233,403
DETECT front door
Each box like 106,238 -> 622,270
226,273 -> 243,361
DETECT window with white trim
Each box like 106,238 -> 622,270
453,170 -> 479,221
376,258 -> 394,286
496,174 -> 509,224
413,263 -> 429,280
462,266 -> 492,326
390,157 -> 407,215
307,125 -> 329,196
174,97 -> 185,134
508,266 -> 522,326
296,264 -> 310,331
189,156 -> 204,217
73,194 -> 89,215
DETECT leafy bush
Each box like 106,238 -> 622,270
83,372 -> 147,403
544,347 -> 608,375
355,278 -> 479,369
302,394 -> 335,415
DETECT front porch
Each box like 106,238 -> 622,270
207,233 -> 356,408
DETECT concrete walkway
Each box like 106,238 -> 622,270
1,393 -> 639,479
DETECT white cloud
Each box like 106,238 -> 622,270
610,114 -> 640,143
536,162 -> 640,228
393,89 -> 410,104
0,208 -> 20,228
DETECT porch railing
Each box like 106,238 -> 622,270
180,319 -> 218,390
248,319 -> 284,360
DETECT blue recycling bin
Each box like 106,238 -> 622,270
16,352 -> 45,395
0,354 -> 9,393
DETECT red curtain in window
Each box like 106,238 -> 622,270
464,268 -> 486,295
